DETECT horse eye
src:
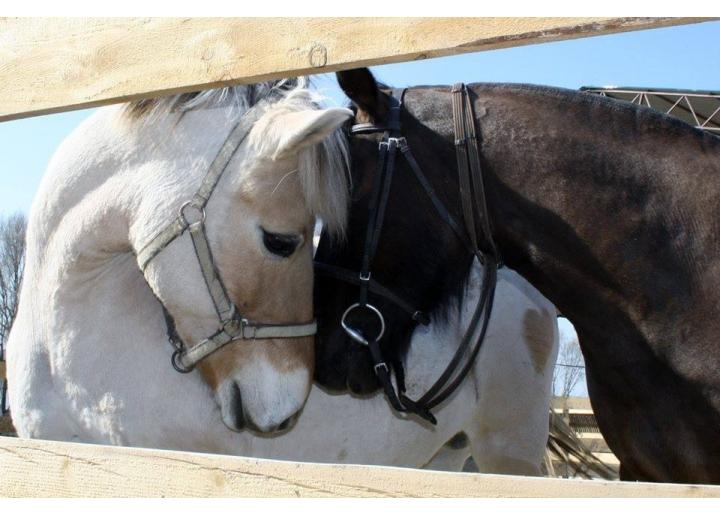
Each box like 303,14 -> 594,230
262,229 -> 300,258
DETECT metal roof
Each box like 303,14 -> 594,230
580,86 -> 720,135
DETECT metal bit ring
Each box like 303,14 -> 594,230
340,303 -> 386,346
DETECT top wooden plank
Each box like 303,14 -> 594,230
0,17 -> 708,121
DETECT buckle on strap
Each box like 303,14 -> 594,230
374,361 -> 389,375
239,318 -> 257,340
390,137 -> 409,153
350,123 -> 389,135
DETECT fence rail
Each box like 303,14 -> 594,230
2,16 -> 717,497
1,436 -> 718,497
0,17 -> 707,122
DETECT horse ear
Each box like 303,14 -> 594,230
271,107 -> 353,161
336,68 -> 387,122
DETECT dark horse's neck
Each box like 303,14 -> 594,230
470,84 -> 720,483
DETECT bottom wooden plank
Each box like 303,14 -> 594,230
0,436 -> 718,497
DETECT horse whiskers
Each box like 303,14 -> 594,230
271,169 -> 299,196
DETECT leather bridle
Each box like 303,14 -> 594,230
136,97 -> 317,374
315,84 -> 500,424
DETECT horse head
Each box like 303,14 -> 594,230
314,68 -> 473,395
134,87 -> 351,432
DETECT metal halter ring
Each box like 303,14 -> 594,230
341,303 -> 386,346
179,201 -> 206,226
171,349 -> 194,374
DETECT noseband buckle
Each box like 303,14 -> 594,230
239,318 -> 257,340
341,302 -> 386,346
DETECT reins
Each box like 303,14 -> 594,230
316,84 -> 500,424
136,96 -> 317,374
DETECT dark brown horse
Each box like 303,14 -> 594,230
314,68 -> 720,484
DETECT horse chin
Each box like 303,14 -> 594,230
314,327 -> 387,396
346,361 -> 380,396
315,330 -> 382,395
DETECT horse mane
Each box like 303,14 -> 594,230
123,78 -> 307,121
123,77 -> 350,236
246,86 -> 351,237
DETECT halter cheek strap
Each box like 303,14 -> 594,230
136,98 -> 316,373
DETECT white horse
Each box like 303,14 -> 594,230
8,82 -> 558,475
7,82 -> 352,439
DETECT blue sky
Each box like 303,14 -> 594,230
2,20 -> 718,219
1,19 -> 717,396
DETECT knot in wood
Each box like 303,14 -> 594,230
308,43 -> 327,68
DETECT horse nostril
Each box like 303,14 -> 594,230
277,412 -> 299,432
233,389 -> 246,430
220,382 -> 246,432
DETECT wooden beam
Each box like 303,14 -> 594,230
1,436 -> 719,497
0,17 -> 709,122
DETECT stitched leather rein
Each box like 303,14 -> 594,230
136,98 -> 317,374
315,84 -> 500,424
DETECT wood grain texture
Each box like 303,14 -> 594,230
0,17 -> 710,121
1,436 -> 719,497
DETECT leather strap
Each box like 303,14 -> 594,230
137,217 -> 188,272
420,257 -> 497,409
396,138 -> 473,253
321,84 -> 501,424
452,83 -> 479,252
136,103 -> 262,271
357,92 -> 404,308
406,84 -> 499,410
177,318 -> 318,371
189,220 -> 235,322
456,83 -> 500,261
314,262 -> 430,325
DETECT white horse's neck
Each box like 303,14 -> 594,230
17,105 -> 244,445
27,107 -> 209,313
401,261 -> 485,397
29,106 -> 232,262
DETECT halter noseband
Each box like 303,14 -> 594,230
316,84 -> 500,425
136,99 -> 317,373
